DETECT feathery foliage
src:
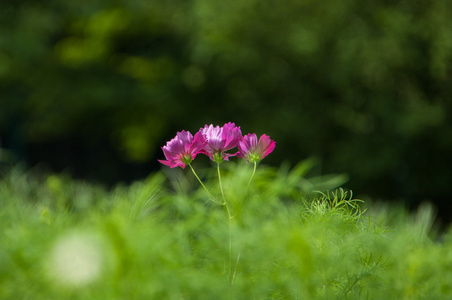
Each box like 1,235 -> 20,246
0,162 -> 451,299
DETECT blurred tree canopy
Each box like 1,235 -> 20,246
1,0 -> 451,210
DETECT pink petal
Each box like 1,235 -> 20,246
201,124 -> 223,152
258,134 -> 276,158
159,129 -> 203,169
223,151 -> 240,161
238,133 -> 257,157
190,131 -> 207,154
222,122 -> 242,151
158,159 -> 186,169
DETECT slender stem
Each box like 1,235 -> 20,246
229,162 -> 257,285
217,163 -> 226,205
237,161 -> 257,211
188,164 -> 221,204
217,162 -> 234,285
246,161 -> 257,190
227,210 -> 232,284
231,252 -> 241,285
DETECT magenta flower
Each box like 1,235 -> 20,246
200,122 -> 242,163
158,130 -> 206,169
238,133 -> 276,163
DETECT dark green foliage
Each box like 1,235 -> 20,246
1,0 -> 451,208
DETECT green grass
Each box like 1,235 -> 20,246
1,161 -> 451,299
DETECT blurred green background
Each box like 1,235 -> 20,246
1,0 -> 451,217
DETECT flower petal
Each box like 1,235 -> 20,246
201,124 -> 223,152
190,131 -> 207,154
258,134 -> 276,158
238,133 -> 257,158
159,129 -> 204,168
158,159 -> 185,169
221,122 -> 242,151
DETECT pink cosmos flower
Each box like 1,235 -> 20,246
237,133 -> 276,163
200,122 -> 242,163
158,130 -> 206,169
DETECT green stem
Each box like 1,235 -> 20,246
227,207 -> 232,284
217,162 -> 234,285
188,164 -> 221,204
237,161 -> 257,210
246,161 -> 257,190
229,162 -> 257,285
217,163 -> 226,205
231,252 -> 241,285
